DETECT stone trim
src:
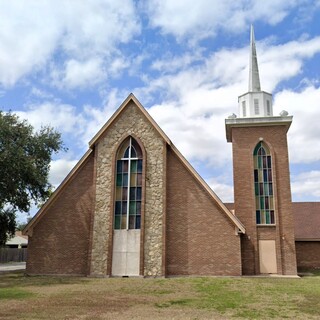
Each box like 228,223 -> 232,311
90,101 -> 165,277
89,93 -> 171,147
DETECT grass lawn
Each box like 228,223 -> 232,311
0,270 -> 320,319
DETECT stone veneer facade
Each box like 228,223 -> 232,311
89,101 -> 166,277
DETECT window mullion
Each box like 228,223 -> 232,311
126,137 -> 132,230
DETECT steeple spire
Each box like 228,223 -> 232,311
249,25 -> 261,92
236,26 -> 273,118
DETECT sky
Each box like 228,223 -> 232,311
1,0 -> 320,222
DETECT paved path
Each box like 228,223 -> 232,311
0,262 -> 26,272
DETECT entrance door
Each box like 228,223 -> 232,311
112,229 -> 140,276
259,240 -> 277,274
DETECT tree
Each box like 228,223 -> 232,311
0,111 -> 65,246
16,215 -> 32,231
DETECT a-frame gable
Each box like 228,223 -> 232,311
89,93 -> 171,147
24,93 -> 245,237
89,92 -> 244,233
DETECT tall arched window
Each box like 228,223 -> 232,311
253,142 -> 275,225
114,137 -> 143,230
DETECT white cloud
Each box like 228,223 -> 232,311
0,2 -> 60,86
16,102 -> 85,134
291,171 -> 320,199
109,57 -> 131,78
151,50 -> 204,73
80,88 -> 127,144
208,177 -> 234,203
49,159 -> 78,187
148,101 -> 233,168
30,87 -> 54,100
0,0 -> 140,87
133,34 -> 320,171
259,36 -> 320,91
144,0 -> 301,42
274,86 -> 320,163
14,89 -> 129,157
53,58 -> 106,89
140,34 -> 320,103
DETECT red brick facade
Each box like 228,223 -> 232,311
26,153 -> 95,275
296,242 -> 320,270
230,125 -> 297,275
24,95 -> 318,277
293,203 -> 320,270
166,147 -> 242,276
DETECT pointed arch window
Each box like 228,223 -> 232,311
253,142 -> 275,225
114,137 -> 143,230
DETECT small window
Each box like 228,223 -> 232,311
254,99 -> 259,115
242,101 -> 246,117
267,100 -> 271,116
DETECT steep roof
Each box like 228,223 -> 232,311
293,202 -> 320,240
24,93 -> 245,235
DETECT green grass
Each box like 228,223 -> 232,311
155,274 -> 320,319
0,270 -> 320,319
0,287 -> 33,300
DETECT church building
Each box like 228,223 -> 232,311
23,27 -> 320,277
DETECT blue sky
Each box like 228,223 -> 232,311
1,1 -> 320,221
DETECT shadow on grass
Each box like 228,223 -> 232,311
298,268 -> 320,277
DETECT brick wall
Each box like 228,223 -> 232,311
296,241 -> 320,269
231,125 -> 297,275
166,147 -> 242,276
26,153 -> 95,275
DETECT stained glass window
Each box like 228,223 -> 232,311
114,137 -> 142,230
253,142 -> 275,225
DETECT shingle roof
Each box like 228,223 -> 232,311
293,202 -> 320,240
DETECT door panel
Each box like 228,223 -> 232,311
259,240 -> 277,274
112,229 -> 140,276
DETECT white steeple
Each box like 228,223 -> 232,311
238,25 -> 273,118
249,25 -> 261,92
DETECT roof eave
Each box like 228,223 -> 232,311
225,116 -> 293,142
295,238 -> 320,241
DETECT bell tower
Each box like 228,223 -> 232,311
225,26 -> 297,275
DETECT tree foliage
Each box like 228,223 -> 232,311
0,111 -> 65,246
0,208 -> 16,246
